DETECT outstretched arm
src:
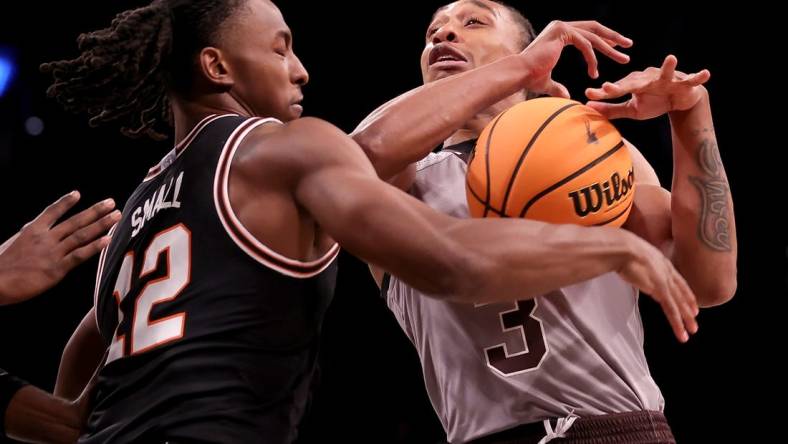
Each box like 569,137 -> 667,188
587,55 -> 737,307
240,118 -> 699,341
352,20 -> 632,184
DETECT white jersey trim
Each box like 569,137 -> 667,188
143,114 -> 238,182
213,117 -> 339,279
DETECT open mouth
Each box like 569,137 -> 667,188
428,44 -> 468,66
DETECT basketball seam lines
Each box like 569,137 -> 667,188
467,184 -> 505,216
483,112 -> 507,217
519,139 -> 626,217
500,103 -> 580,215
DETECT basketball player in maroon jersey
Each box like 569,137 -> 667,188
351,1 -> 737,442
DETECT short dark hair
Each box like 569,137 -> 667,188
40,0 -> 247,140
432,1 -> 536,50
491,1 -> 536,50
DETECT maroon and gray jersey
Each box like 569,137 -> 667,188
382,140 -> 664,443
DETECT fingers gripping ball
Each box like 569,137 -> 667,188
466,97 -> 635,227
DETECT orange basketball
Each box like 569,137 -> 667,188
466,97 -> 635,227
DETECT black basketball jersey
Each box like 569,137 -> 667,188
83,114 -> 339,444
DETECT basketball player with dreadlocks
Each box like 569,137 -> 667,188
42,0 -> 698,442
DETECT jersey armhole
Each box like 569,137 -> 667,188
212,117 -> 339,279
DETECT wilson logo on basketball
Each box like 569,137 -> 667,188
569,168 -> 635,217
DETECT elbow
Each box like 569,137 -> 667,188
352,129 -> 405,181
424,275 -> 461,301
352,129 -> 386,170
697,274 -> 738,308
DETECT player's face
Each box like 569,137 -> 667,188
222,0 -> 308,122
421,0 -> 522,83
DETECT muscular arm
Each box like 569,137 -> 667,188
351,55 -> 529,182
55,309 -> 105,399
587,57 -> 737,307
300,162 -> 635,303
668,91 -> 736,306
352,20 -> 633,186
624,92 -> 737,307
248,119 -> 694,325
5,386 -> 81,444
4,346 -> 101,444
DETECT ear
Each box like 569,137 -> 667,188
198,47 -> 234,89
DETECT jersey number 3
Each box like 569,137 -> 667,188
107,224 -> 191,363
484,300 -> 548,376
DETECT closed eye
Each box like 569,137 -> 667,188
465,17 -> 485,26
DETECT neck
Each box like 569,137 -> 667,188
444,93 -> 526,148
169,92 -> 253,145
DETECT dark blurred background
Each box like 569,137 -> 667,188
0,1 -> 782,443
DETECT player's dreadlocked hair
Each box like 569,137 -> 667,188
40,0 -> 246,140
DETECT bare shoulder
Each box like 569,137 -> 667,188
234,117 -> 367,184
261,117 -> 346,146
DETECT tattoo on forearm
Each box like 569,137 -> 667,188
690,128 -> 714,137
689,138 -> 731,251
